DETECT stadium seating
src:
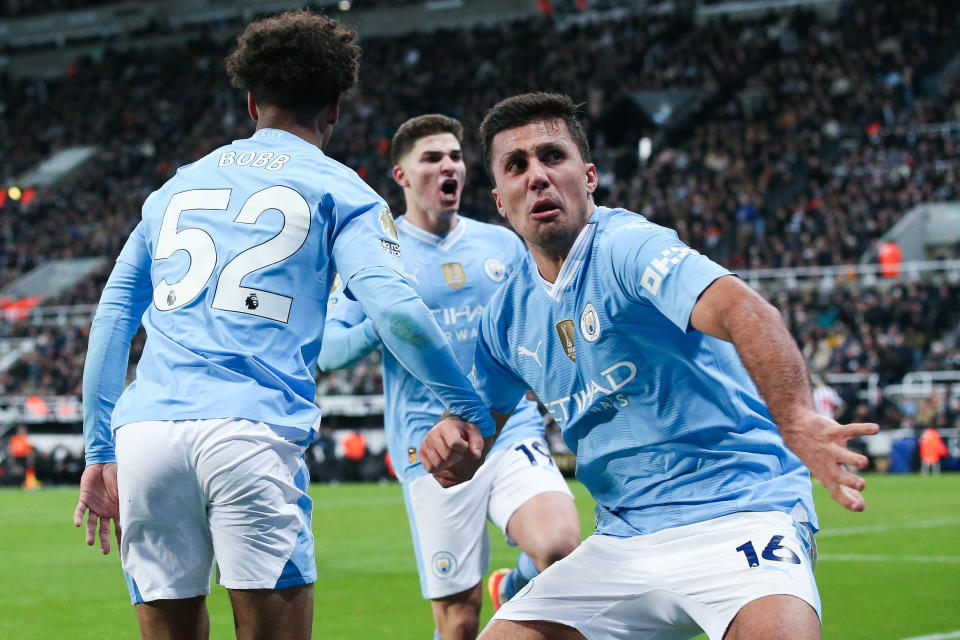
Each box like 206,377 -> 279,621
0,0 -> 958,473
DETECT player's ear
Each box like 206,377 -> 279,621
393,164 -> 408,188
247,93 -> 259,122
492,188 -> 506,218
585,163 -> 598,194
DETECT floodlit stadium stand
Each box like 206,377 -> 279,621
1,0 -> 958,479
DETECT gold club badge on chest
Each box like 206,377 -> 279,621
442,262 -> 467,290
556,319 -> 576,362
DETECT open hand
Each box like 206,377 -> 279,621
73,463 -> 121,555
779,411 -> 879,511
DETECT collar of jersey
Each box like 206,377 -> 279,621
537,217 -> 597,302
251,128 -> 323,153
395,215 -> 466,250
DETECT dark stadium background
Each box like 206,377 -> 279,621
2,2 -> 960,639
0,0 -> 958,486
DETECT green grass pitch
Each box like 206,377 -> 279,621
3,474 -> 958,639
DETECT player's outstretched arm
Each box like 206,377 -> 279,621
690,275 -> 879,511
345,266 -> 496,437
73,462 -> 121,555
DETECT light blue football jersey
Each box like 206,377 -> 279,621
325,215 -> 543,481
108,128 -> 409,440
473,206 -> 817,537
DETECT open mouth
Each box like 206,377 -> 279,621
531,198 -> 560,218
440,179 -> 458,195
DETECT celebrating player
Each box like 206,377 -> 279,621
421,92 -> 880,640
318,114 -> 580,640
73,12 -> 493,640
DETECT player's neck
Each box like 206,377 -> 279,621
255,120 -> 327,149
530,250 -> 566,284
404,207 -> 459,237
527,202 -> 594,283
254,105 -> 334,150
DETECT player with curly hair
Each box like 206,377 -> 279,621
75,10 -> 494,639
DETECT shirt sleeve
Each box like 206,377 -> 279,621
345,265 -> 496,437
472,304 -> 528,415
317,277 -> 381,371
608,220 -> 730,331
82,225 -> 153,464
327,179 -> 404,293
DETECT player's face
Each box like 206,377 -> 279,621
490,119 -> 597,255
395,133 -> 466,217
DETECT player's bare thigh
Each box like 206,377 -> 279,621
505,491 -> 580,569
723,594 -> 820,640
229,584 -> 313,640
135,596 -> 209,640
480,619 -> 586,640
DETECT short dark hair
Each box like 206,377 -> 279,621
479,92 -> 590,180
390,114 -> 464,165
225,10 -> 360,122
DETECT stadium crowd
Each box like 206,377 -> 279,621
0,0 -> 958,419
774,280 -> 960,384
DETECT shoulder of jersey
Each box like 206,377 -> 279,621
596,206 -> 665,247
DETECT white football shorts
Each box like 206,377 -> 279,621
492,510 -> 820,640
115,418 -> 315,604
404,436 -> 574,599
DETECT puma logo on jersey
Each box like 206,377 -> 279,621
517,341 -> 543,368
404,267 -> 421,286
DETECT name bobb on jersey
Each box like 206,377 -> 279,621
473,207 -> 817,538
326,216 -> 541,480
109,128 -> 403,440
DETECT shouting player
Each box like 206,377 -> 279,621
318,114 -> 580,640
74,12 -> 492,640
421,92 -> 879,640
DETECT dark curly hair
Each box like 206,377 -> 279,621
390,114 -> 463,166
479,92 -> 590,182
225,10 -> 360,122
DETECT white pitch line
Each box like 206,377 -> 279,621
900,631 -> 960,640
817,517 -> 960,538
819,553 -> 960,564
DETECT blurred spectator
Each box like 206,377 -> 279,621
877,240 -> 903,278
7,425 -> 39,489
918,426 -> 948,475
340,430 -> 368,482
812,375 -> 844,420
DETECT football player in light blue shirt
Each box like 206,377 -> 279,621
73,13 -> 491,640
421,93 -> 879,640
318,114 -> 579,640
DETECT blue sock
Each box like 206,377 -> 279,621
434,631 -> 445,640
503,551 -> 540,599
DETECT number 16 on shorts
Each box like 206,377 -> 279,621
735,535 -> 802,568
